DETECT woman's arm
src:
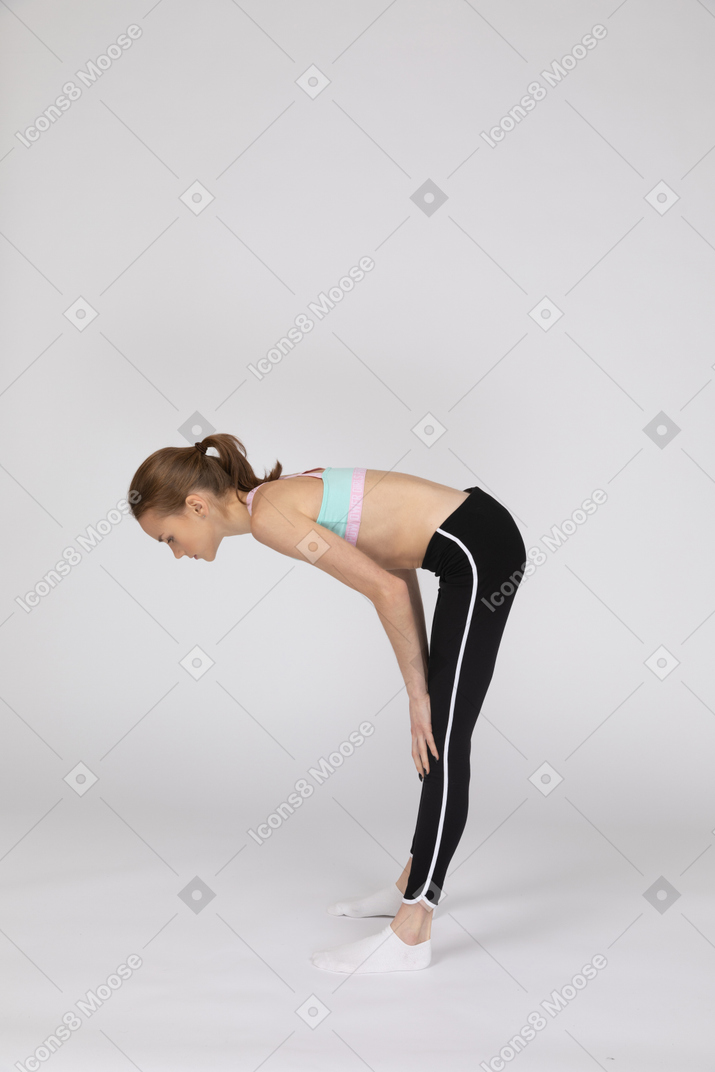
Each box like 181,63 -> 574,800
385,568 -> 430,693
251,499 -> 430,699
380,570 -> 438,775
252,502 -> 436,771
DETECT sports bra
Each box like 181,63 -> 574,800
245,467 -> 367,546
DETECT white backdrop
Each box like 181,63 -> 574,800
1,1 -> 714,1069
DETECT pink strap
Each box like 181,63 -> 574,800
344,468 -> 367,546
246,469 -> 323,516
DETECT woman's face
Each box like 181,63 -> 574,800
138,499 -> 221,561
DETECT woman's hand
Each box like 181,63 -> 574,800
409,692 -> 439,778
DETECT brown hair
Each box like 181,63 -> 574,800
127,433 -> 283,522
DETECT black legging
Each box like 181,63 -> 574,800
403,486 -> 526,908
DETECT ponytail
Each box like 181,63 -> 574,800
127,433 -> 282,521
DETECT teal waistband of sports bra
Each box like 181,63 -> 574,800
317,468 -> 366,545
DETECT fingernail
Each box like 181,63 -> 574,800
418,773 -> 423,781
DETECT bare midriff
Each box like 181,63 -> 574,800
263,469 -> 471,570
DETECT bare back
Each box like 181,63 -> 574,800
251,470 -> 470,570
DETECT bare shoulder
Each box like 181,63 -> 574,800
250,473 -> 323,526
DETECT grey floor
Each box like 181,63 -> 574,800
2,803 -> 712,1070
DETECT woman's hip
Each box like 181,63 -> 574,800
421,486 -> 526,587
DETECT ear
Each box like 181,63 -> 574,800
184,493 -> 211,515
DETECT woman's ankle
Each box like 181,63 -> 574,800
395,857 -> 412,895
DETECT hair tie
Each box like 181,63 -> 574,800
194,442 -> 207,455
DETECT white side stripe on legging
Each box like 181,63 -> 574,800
405,527 -> 478,908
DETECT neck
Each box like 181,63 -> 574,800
217,491 -> 252,538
